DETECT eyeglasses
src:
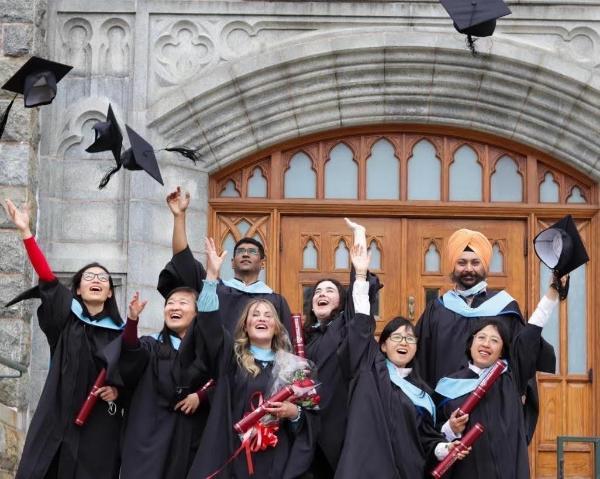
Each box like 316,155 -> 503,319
235,247 -> 260,257
82,272 -> 110,282
388,334 -> 417,344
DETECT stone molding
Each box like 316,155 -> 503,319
148,28 -> 600,179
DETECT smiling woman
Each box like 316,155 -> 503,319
2,199 -> 124,479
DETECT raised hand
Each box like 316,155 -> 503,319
3,198 -> 32,238
128,291 -> 148,321
344,217 -> 367,249
166,186 -> 190,216
350,244 -> 371,277
204,237 -> 227,280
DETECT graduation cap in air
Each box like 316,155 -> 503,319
534,215 -> 589,299
439,0 -> 511,53
85,107 -> 164,188
0,56 -> 73,140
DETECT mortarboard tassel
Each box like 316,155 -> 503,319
98,164 -> 122,189
466,35 -> 478,56
0,94 -> 17,141
164,147 -> 201,164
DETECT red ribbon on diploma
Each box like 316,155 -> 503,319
430,422 -> 485,478
75,368 -> 107,426
206,392 -> 284,478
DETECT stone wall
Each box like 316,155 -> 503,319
0,0 -> 46,476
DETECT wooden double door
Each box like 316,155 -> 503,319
279,215 -> 593,478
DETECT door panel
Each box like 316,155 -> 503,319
277,214 -> 594,478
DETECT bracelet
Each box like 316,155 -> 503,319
290,405 -> 302,422
355,273 -> 367,279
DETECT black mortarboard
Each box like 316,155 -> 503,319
85,104 -> 123,164
0,56 -> 72,140
95,123 -> 164,189
5,285 -> 41,307
534,215 -> 589,277
2,56 -> 72,107
440,0 -> 511,49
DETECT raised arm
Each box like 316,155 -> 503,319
3,198 -> 55,281
166,186 -> 191,255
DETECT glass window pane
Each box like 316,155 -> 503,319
567,186 -> 587,204
253,234 -> 266,282
325,144 -> 358,199
489,243 -> 504,273
366,139 -> 399,199
368,240 -> 381,270
247,168 -> 267,198
237,220 -> 251,236
540,263 -> 560,372
568,264 -> 586,374
334,240 -> 350,269
539,173 -> 559,203
220,180 -> 240,197
490,156 -> 523,202
284,152 -> 316,198
425,288 -> 440,307
425,243 -> 440,272
449,145 -> 482,201
407,140 -> 441,200
303,240 -> 318,269
221,233 -> 236,280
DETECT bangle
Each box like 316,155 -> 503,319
290,405 -> 302,422
355,273 -> 367,279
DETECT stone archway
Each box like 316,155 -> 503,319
148,28 -> 600,180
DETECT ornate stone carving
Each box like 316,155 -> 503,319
154,20 -> 216,87
100,18 -> 131,76
61,17 -> 92,76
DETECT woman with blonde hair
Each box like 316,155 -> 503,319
182,238 -> 316,479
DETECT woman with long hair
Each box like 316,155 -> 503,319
110,286 -> 211,479
4,199 -> 123,479
303,219 -> 381,477
183,238 -> 315,478
335,242 -> 466,479
434,280 -> 561,479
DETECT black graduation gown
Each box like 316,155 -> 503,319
157,245 -> 292,334
304,271 -> 381,476
15,280 -> 123,479
185,308 -> 316,479
436,324 -> 546,479
335,312 -> 445,479
414,290 -> 555,441
106,335 -> 210,479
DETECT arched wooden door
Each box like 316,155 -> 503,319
208,125 -> 599,477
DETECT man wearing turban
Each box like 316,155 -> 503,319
414,228 -> 556,443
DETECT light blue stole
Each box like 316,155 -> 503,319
435,360 -> 508,399
150,332 -> 182,351
222,278 -> 273,294
386,360 -> 436,422
441,289 -> 515,318
250,345 -> 275,362
71,299 -> 124,331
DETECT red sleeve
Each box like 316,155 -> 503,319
23,237 -> 56,282
122,319 -> 140,348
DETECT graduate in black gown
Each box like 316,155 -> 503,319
435,280 -> 561,478
336,238 -> 466,479
302,219 -> 380,478
156,187 -> 292,333
4,199 -> 123,479
184,238 -> 315,479
108,287 -> 210,479
414,228 -> 555,440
